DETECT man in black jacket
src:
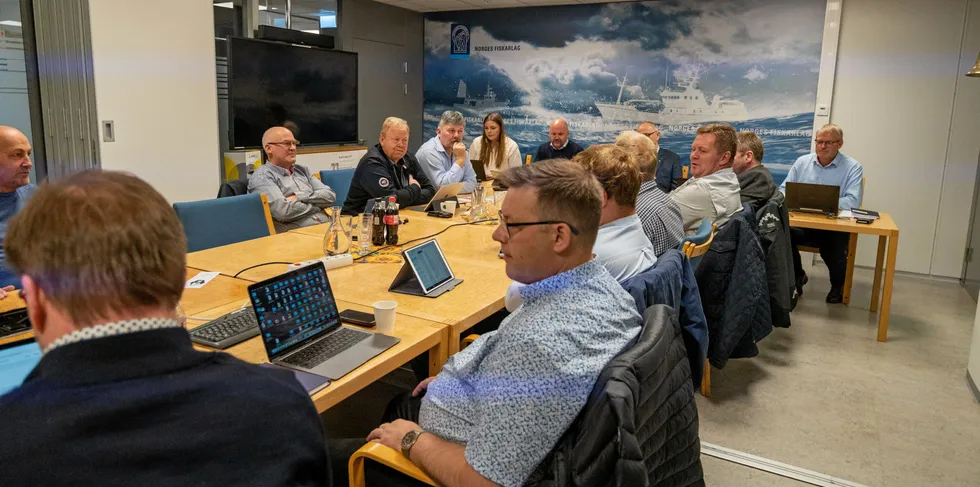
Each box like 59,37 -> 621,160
533,118 -> 585,161
733,131 -> 778,212
0,170 -> 330,487
638,121 -> 684,192
343,117 -> 436,214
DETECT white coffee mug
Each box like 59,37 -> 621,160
440,201 -> 458,214
373,300 -> 398,334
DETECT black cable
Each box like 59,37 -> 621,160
230,218 -> 499,276
232,261 -> 293,278
353,218 -> 498,261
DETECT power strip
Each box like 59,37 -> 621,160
289,254 -> 354,271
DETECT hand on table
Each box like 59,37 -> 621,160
0,285 -> 13,300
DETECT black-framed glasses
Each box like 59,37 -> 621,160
498,210 -> 579,238
268,140 -> 301,148
814,139 -> 840,146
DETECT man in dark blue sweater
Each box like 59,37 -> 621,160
533,118 -> 585,161
0,126 -> 37,293
0,170 -> 330,486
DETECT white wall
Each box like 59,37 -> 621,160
971,299 -> 980,399
831,0 -> 980,277
88,0 -> 220,203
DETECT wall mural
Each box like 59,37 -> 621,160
423,0 -> 827,184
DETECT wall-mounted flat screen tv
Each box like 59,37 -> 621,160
229,37 -> 358,148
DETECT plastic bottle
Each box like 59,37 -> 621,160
372,198 -> 387,246
385,196 -> 399,245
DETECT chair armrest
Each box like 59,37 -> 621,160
348,442 -> 436,487
461,334 -> 481,348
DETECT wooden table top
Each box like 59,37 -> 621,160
789,211 -> 899,236
187,300 -> 446,413
186,232 -> 325,282
0,268 -> 255,346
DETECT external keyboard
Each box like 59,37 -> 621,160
282,327 -> 369,369
189,307 -> 259,349
0,308 -> 30,339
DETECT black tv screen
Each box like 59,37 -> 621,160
229,37 -> 358,148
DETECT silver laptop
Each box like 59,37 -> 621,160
409,182 -> 465,212
248,262 -> 399,380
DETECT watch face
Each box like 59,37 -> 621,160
401,430 -> 419,450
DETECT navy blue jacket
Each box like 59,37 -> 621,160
656,148 -> 684,193
533,140 -> 585,161
343,143 -> 436,215
621,249 -> 709,387
0,328 -> 330,487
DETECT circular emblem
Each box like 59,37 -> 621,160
379,177 -> 390,188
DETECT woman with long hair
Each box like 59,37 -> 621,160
469,112 -> 522,176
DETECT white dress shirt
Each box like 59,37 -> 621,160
670,167 -> 742,234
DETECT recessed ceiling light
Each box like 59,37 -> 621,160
214,2 -> 233,8
0,20 -> 22,27
301,29 -> 319,34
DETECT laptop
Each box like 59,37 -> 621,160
248,262 -> 400,380
785,182 -> 840,216
472,159 -> 489,182
389,239 -> 463,298
0,337 -> 42,396
408,182 -> 465,212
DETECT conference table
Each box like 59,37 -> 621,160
788,211 -> 900,342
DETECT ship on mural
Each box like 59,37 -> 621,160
595,68 -> 749,124
453,80 -> 508,110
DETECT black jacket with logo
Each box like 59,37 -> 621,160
342,143 -> 436,215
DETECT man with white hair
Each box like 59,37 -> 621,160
344,117 -> 436,214
779,123 -> 863,303
533,118 -> 585,161
615,130 -> 684,256
248,126 -> 336,232
416,110 -> 477,194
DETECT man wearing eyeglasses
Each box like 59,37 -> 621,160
248,126 -> 337,232
638,121 -> 683,192
355,160 -> 641,487
778,124 -> 864,303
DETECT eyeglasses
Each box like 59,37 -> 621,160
814,139 -> 840,146
268,140 -> 301,148
497,210 -> 579,239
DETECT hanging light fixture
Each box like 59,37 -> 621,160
967,50 -> 980,77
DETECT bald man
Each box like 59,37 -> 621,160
637,121 -> 683,192
0,126 -> 37,292
248,126 -> 337,232
533,118 -> 585,161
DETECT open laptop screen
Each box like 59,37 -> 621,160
0,338 -> 41,396
404,240 -> 455,294
249,262 -> 340,360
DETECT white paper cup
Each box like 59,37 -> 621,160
440,201 -> 458,214
373,300 -> 398,334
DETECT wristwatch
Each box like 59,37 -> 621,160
401,429 -> 426,457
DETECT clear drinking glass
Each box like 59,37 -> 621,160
359,213 -> 371,251
176,303 -> 187,328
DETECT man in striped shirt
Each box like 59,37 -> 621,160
615,131 -> 684,256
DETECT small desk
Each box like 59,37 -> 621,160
788,212 -> 900,342
188,300 -> 447,412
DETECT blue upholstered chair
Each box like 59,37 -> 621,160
318,168 -> 356,207
173,193 -> 276,252
678,218 -> 715,271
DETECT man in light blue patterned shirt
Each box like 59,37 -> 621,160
779,124 -> 864,303
366,161 -> 642,487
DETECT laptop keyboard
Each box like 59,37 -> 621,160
281,327 -> 371,369
0,308 -> 30,339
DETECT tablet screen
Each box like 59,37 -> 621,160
404,240 -> 454,294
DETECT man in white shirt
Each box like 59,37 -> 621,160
415,110 -> 478,194
669,123 -> 742,234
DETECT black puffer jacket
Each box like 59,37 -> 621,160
695,205 -> 772,369
757,192 -> 794,328
536,305 -> 704,487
